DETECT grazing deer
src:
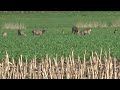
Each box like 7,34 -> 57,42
78,28 -> 92,35
32,29 -> 46,35
18,29 -> 27,36
83,28 -> 92,35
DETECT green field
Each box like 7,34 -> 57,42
0,11 -> 120,60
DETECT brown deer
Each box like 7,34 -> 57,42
72,26 -> 80,34
32,29 -> 46,35
18,29 -> 27,36
78,28 -> 92,35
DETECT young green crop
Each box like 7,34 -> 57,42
0,11 -> 120,60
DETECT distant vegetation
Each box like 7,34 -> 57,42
0,11 -> 120,60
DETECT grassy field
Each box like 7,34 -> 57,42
0,11 -> 120,60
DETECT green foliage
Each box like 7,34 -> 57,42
0,11 -> 120,60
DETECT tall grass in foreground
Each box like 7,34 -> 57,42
0,49 -> 120,79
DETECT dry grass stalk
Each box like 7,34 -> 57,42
2,23 -> 26,29
111,21 -> 120,27
0,50 -> 119,79
76,22 -> 108,28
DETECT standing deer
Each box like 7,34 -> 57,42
72,26 -> 80,34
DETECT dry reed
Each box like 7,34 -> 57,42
0,49 -> 119,79
76,22 -> 108,28
2,23 -> 26,29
